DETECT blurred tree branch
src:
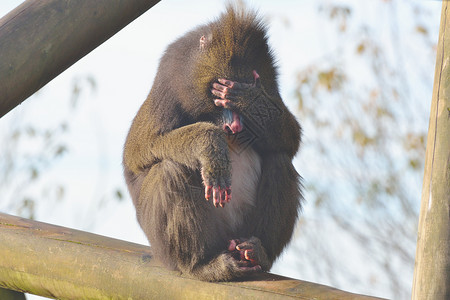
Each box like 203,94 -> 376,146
293,1 -> 438,298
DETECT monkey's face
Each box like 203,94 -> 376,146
221,108 -> 243,135
220,108 -> 254,151
191,10 -> 277,143
192,16 -> 264,102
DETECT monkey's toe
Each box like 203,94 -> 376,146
237,263 -> 262,273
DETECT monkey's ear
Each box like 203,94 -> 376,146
199,34 -> 212,51
200,36 -> 206,51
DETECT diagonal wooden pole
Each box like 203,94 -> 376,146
0,212 -> 386,300
412,1 -> 450,299
0,0 -> 161,118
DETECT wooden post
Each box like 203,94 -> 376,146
412,2 -> 450,299
0,0 -> 160,118
0,213 -> 385,300
0,288 -> 25,300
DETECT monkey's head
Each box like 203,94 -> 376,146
191,5 -> 279,135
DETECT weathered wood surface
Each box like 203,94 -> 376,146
0,287 -> 25,300
412,2 -> 450,300
0,0 -> 160,118
0,213 -> 385,299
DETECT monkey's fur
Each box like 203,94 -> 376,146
123,6 -> 302,281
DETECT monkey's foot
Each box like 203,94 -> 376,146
228,237 -> 265,271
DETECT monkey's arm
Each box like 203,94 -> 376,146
211,71 -> 300,157
124,121 -> 231,206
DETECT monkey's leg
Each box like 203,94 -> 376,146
137,159 -> 214,267
243,154 -> 302,270
138,160 -> 254,281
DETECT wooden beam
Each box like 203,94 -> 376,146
0,0 -> 160,118
0,213 -> 385,299
412,2 -> 450,300
0,287 -> 25,300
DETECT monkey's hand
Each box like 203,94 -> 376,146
202,169 -> 231,208
212,70 -> 300,157
211,70 -> 271,114
200,143 -> 232,208
227,237 -> 269,271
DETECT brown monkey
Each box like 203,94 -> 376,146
123,5 -> 302,281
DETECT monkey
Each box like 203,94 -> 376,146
123,5 -> 303,281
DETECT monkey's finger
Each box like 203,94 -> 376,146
239,249 -> 246,261
213,99 -> 231,108
225,187 -> 232,203
219,187 -> 227,208
252,70 -> 261,88
237,249 -> 258,266
217,78 -> 235,88
244,249 -> 258,264
212,82 -> 229,93
238,265 -> 262,272
236,242 -> 252,251
212,187 -> 220,208
205,185 -> 212,201
219,94 -> 240,104
236,260 -> 253,268
216,99 -> 238,111
211,88 -> 228,99
217,79 -> 250,90
219,195 -> 225,208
